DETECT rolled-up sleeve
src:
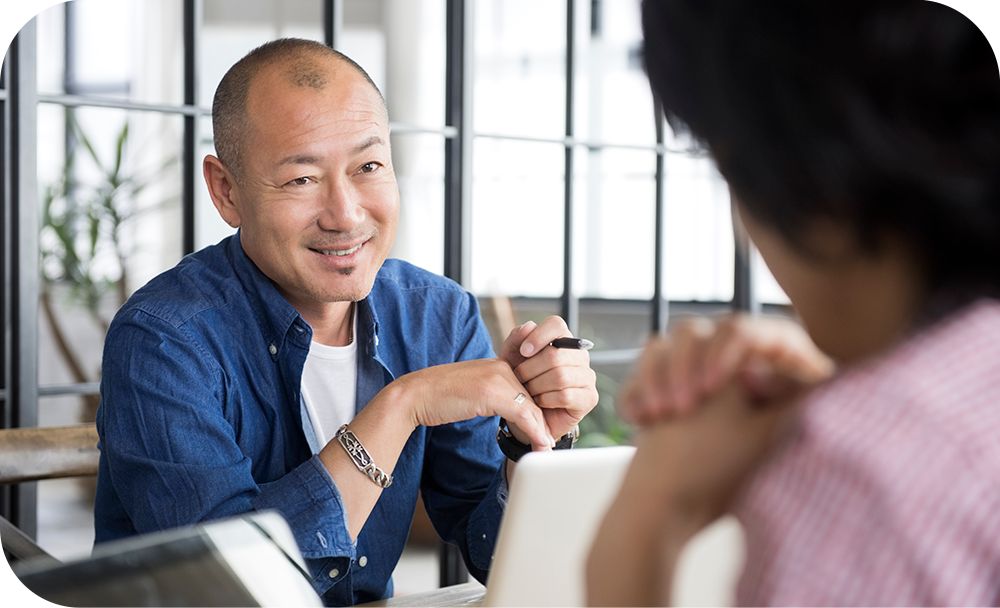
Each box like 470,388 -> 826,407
97,309 -> 354,596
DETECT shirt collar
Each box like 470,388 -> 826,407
225,232 -> 303,349
225,231 -> 384,361
357,294 -> 381,358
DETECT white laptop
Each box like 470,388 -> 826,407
482,445 -> 636,607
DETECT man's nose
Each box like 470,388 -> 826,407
317,177 -> 366,231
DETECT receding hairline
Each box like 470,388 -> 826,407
246,51 -> 388,115
211,38 -> 386,176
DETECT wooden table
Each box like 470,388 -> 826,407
358,582 -> 486,607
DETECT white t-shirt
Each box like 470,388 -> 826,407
300,315 -> 358,448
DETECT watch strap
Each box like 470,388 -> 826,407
496,418 -> 578,462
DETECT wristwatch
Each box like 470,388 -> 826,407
496,418 -> 579,462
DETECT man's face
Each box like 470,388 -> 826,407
226,60 -> 398,313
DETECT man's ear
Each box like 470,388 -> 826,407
203,155 -> 242,228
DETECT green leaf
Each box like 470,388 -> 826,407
113,122 -> 129,178
71,117 -> 104,172
87,208 -> 100,258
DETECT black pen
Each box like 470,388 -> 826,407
550,336 -> 594,351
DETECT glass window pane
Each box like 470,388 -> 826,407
36,396 -> 97,561
337,1 -> 385,92
478,296 -> 563,355
573,0 -> 655,146
196,114 -> 234,249
474,0 -> 566,138
580,300 -> 652,352
38,105 -> 182,395
754,248 -> 791,305
391,132 -> 445,276
35,3 -> 66,95
37,477 -> 96,561
574,147 -> 656,301
36,0 -> 184,105
340,0 -> 446,129
470,139 -> 564,297
200,0 -> 324,108
579,361 -> 633,448
663,154 -> 734,302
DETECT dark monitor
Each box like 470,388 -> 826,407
13,512 -> 320,607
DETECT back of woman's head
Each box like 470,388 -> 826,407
642,0 -> 1000,313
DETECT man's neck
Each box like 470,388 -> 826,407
299,301 -> 356,346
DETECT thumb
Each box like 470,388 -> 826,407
500,321 -> 536,367
740,358 -> 810,404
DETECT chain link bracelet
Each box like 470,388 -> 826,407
335,424 -> 394,488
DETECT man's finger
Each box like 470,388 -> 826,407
522,365 -> 596,397
513,346 -> 589,383
498,393 -> 555,451
499,320 -> 537,369
518,315 -> 572,358
533,386 -> 599,411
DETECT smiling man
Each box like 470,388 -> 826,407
94,39 -> 598,606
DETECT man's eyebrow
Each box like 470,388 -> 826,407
277,154 -> 321,167
275,137 -> 385,167
353,135 -> 385,154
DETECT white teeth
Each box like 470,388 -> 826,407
316,242 -> 363,256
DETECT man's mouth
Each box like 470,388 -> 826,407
311,241 -> 365,257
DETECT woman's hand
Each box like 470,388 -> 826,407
620,314 -> 833,426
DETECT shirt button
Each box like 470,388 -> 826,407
268,344 -> 277,355
328,568 -> 339,579
358,556 -> 368,568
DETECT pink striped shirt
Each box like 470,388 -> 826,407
734,300 -> 1000,606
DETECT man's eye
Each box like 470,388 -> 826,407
359,162 -> 380,174
286,177 -> 312,187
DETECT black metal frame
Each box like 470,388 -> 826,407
0,0 -> 760,575
182,0 -> 199,256
561,0 -> 579,334
2,20 -> 40,537
443,0 -> 464,285
1,24 -> 10,535
652,100 -> 669,332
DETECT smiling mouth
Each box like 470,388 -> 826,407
309,240 -> 367,257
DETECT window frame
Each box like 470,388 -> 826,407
0,0 -> 763,538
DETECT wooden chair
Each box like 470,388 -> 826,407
0,424 -> 99,564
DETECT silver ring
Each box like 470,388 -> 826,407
513,392 -> 527,405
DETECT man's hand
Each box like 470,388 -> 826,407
322,355 -> 556,541
620,314 -> 833,426
586,380 -> 800,606
499,316 -> 600,439
396,358 -> 557,451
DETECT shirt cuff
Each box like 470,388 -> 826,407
252,455 -> 356,560
465,464 -> 507,575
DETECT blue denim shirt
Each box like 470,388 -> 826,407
94,234 -> 506,605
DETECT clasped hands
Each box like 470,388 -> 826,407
401,315 -> 599,451
586,314 -> 835,606
619,314 -> 834,526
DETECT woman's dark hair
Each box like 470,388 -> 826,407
642,0 -> 1000,312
